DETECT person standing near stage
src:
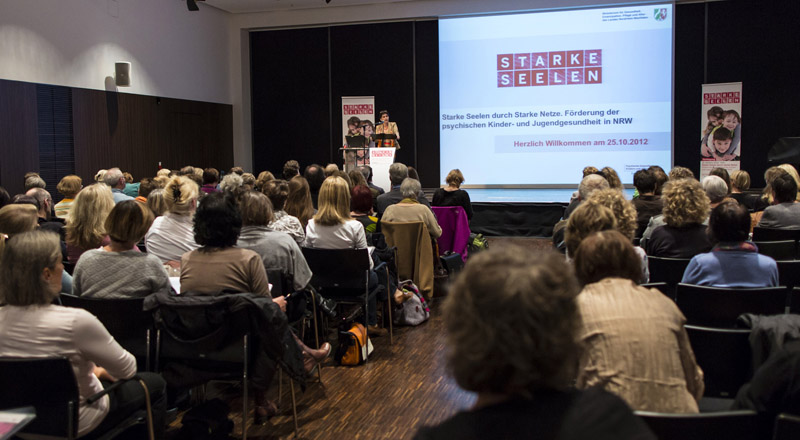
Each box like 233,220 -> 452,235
375,110 -> 400,148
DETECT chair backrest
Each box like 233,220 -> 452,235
641,282 -> 675,301
266,269 -> 293,297
648,256 -> 692,286
301,247 -> 370,294
774,413 -> 800,440
685,325 -> 752,398
778,261 -> 800,291
431,205 -> 470,261
636,410 -> 761,440
754,240 -> 797,261
381,221 -> 434,299
753,227 -> 800,242
676,284 -> 787,327
0,357 -> 79,438
59,294 -> 152,360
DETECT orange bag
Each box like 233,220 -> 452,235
335,323 -> 373,366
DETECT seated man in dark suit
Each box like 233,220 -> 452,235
757,173 -> 800,229
376,162 -> 430,216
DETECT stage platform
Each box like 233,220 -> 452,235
426,188 -> 635,238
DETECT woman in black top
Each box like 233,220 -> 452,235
432,169 -> 473,219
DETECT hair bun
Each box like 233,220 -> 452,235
172,186 -> 182,201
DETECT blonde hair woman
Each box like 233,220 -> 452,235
65,183 -> 115,263
645,178 -> 712,258
432,169 -> 473,219
144,176 -> 200,264
303,176 -> 387,335
777,164 -> 800,202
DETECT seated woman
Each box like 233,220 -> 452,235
644,178 -> 712,258
179,192 -> 330,422
0,231 -> 166,437
65,183 -> 115,263
73,200 -> 170,298
683,201 -> 779,287
264,179 -> 305,244
237,191 -> 312,293
573,230 -> 704,413
285,176 -> 315,230
145,176 -> 200,265
432,169 -> 473,219
303,176 -> 388,336
350,184 -> 378,235
381,178 -> 442,239
414,246 -> 654,439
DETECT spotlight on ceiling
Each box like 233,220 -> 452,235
186,0 -> 204,11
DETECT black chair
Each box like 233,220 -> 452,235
266,269 -> 292,297
778,261 -> 800,291
753,227 -> 800,242
59,294 -> 154,371
647,257 -> 692,297
754,240 -> 797,261
685,325 -> 752,398
641,282 -> 675,301
636,410 -> 762,440
676,284 -> 787,328
774,413 -> 800,440
0,357 -> 155,440
152,296 -> 301,439
302,247 -> 392,348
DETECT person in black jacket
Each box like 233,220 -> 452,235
432,169 -> 473,220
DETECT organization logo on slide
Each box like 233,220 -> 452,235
343,104 -> 374,115
654,8 -> 668,21
497,50 -> 602,88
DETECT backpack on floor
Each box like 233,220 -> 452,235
335,323 -> 373,366
393,280 -> 430,326
467,233 -> 489,255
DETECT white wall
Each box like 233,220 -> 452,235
0,0 -> 231,104
227,0 -> 649,172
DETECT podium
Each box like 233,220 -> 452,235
374,133 -> 400,149
369,147 -> 396,192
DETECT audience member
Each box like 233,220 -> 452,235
283,160 -> 300,181
255,171 -> 274,192
757,173 -> 800,229
408,166 -> 420,181
562,174 -> 609,220
73,200 -> 169,298
229,166 -> 244,176
136,177 -> 158,203
156,168 -> 171,178
668,166 -> 694,180
264,179 -> 305,244
729,170 -> 753,208
122,171 -> 139,198
348,169 -> 367,188
709,168 -> 731,195
241,172 -> 256,192
778,164 -> 800,202
574,230 -> 704,413
383,178 -> 442,239
94,169 -> 108,183
65,183 -> 115,263
648,165 -> 668,195
0,230 -> 166,438
414,247 -> 655,440
55,175 -> 82,219
377,162 -> 430,216
565,202 -> 617,258
683,201 -> 778,287
358,165 -> 385,196
286,176 -> 315,230
632,169 -> 662,238
303,176 -> 387,335
201,168 -> 220,194
24,174 -> 46,191
600,166 -> 623,190
644,178 -> 712,258
0,186 -> 10,209
350,184 -> 378,235
304,164 -> 325,208
102,167 -> 134,203
237,191 -> 312,291
219,173 -> 244,199
432,169 -> 473,219
701,175 -> 730,209
26,187 -> 65,236
145,176 -> 200,264
146,188 -> 169,217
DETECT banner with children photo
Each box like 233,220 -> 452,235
699,82 -> 742,178
341,96 -> 375,172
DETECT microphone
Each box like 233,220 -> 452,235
376,121 -> 384,125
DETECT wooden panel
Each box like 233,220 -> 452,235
0,79 -> 39,197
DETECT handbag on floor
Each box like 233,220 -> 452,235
393,280 -> 430,326
335,323 -> 373,366
440,251 -> 464,275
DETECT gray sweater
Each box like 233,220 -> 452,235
72,248 -> 171,299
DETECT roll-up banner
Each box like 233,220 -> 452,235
699,82 -> 742,178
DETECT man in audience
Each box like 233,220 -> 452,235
304,164 -> 325,209
648,165 -> 668,195
757,173 -> 800,229
682,201 -> 778,287
632,169 -> 662,238
376,162 -> 430,216
359,165 -> 385,195
103,167 -> 135,203
136,177 -> 158,203
24,187 -> 64,236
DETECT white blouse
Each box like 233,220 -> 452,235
144,212 -> 199,263
303,219 -> 373,268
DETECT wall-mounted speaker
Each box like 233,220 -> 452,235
115,62 -> 131,87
